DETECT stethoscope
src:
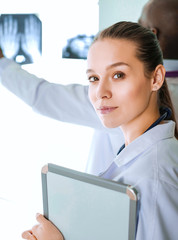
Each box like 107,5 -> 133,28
99,107 -> 172,234
117,107 -> 172,155
99,107 -> 172,178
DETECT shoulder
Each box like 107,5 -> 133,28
156,137 -> 178,188
157,136 -> 178,155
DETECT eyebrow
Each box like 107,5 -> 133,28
86,62 -> 130,74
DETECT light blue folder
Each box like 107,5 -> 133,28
42,163 -> 138,240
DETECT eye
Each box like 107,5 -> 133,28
113,72 -> 125,79
88,76 -> 99,82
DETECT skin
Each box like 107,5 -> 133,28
87,38 -> 165,146
22,37 -> 165,240
0,48 -> 3,58
22,213 -> 64,240
0,0 -> 176,238
138,0 -> 178,59
10,1 -> 171,238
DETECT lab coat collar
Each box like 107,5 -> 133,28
114,121 -> 175,167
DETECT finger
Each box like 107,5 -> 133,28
36,213 -> 48,225
22,230 -> 37,240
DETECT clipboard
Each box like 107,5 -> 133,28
42,163 -> 138,240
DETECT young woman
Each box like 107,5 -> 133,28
22,21 -> 178,240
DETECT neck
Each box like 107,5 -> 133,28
120,104 -> 160,146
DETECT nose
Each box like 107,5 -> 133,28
96,79 -> 112,100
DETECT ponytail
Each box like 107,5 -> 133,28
159,79 -> 178,139
94,21 -> 178,139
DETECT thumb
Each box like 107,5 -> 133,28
36,213 -> 48,224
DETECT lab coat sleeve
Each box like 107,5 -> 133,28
0,58 -> 103,129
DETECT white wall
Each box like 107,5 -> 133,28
0,1 -> 98,239
0,1 -> 150,239
99,0 -> 148,30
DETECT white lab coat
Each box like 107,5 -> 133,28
100,120 -> 178,240
0,58 -> 178,239
0,58 -> 124,175
0,58 -> 177,175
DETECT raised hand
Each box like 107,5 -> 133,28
0,16 -> 20,59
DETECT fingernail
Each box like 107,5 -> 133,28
36,213 -> 40,218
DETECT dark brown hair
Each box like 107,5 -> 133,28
93,21 -> 178,139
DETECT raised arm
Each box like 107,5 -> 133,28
0,57 -> 102,129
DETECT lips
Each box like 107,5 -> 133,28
97,106 -> 118,114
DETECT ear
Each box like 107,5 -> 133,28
150,27 -> 158,36
151,64 -> 165,91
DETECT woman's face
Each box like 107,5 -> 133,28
87,38 -> 153,129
